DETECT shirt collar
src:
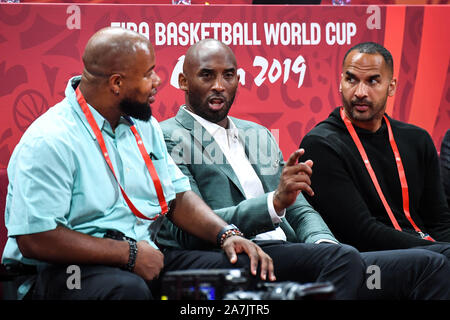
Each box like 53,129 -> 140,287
68,76 -> 132,140
183,105 -> 237,138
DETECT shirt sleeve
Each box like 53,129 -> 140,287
267,191 -> 285,223
315,239 -> 339,244
6,136 -> 73,237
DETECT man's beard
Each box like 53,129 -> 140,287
119,97 -> 152,122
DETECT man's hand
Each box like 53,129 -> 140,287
222,236 -> 276,282
273,148 -> 314,213
133,240 -> 164,281
16,226 -> 165,281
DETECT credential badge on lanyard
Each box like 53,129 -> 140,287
76,86 -> 168,220
340,107 -> 434,241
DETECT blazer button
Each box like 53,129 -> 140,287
273,159 -> 280,168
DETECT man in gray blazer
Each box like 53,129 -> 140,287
156,39 -> 450,299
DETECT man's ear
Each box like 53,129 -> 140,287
179,73 -> 188,92
388,78 -> 397,97
109,73 -> 122,95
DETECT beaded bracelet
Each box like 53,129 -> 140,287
217,224 -> 244,248
124,239 -> 138,272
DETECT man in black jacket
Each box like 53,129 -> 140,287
299,42 -> 450,259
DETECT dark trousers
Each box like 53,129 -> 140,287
163,241 -> 450,300
30,241 -> 450,300
414,242 -> 450,259
163,241 -> 364,300
32,264 -> 153,300
30,241 -> 363,300
359,248 -> 450,299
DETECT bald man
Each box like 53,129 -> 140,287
1,28 -> 275,300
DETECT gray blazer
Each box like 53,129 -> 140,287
156,106 -> 336,250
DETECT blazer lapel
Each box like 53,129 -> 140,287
232,117 -> 279,194
175,107 -> 245,196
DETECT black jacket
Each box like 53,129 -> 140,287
299,107 -> 450,252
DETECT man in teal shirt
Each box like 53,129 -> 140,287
2,27 -> 274,299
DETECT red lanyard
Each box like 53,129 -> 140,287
340,107 -> 434,241
76,87 -> 168,220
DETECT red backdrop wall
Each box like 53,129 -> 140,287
0,3 -> 449,169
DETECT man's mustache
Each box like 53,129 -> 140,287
207,94 -> 226,102
351,99 -> 372,107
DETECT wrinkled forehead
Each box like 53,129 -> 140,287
185,41 -> 237,73
131,43 -> 155,69
343,51 -> 389,76
132,40 -> 152,55
83,30 -> 154,76
199,51 -> 236,70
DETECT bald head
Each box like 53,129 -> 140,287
78,27 -> 161,128
183,39 -> 237,76
82,27 -> 153,81
180,39 -> 239,128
